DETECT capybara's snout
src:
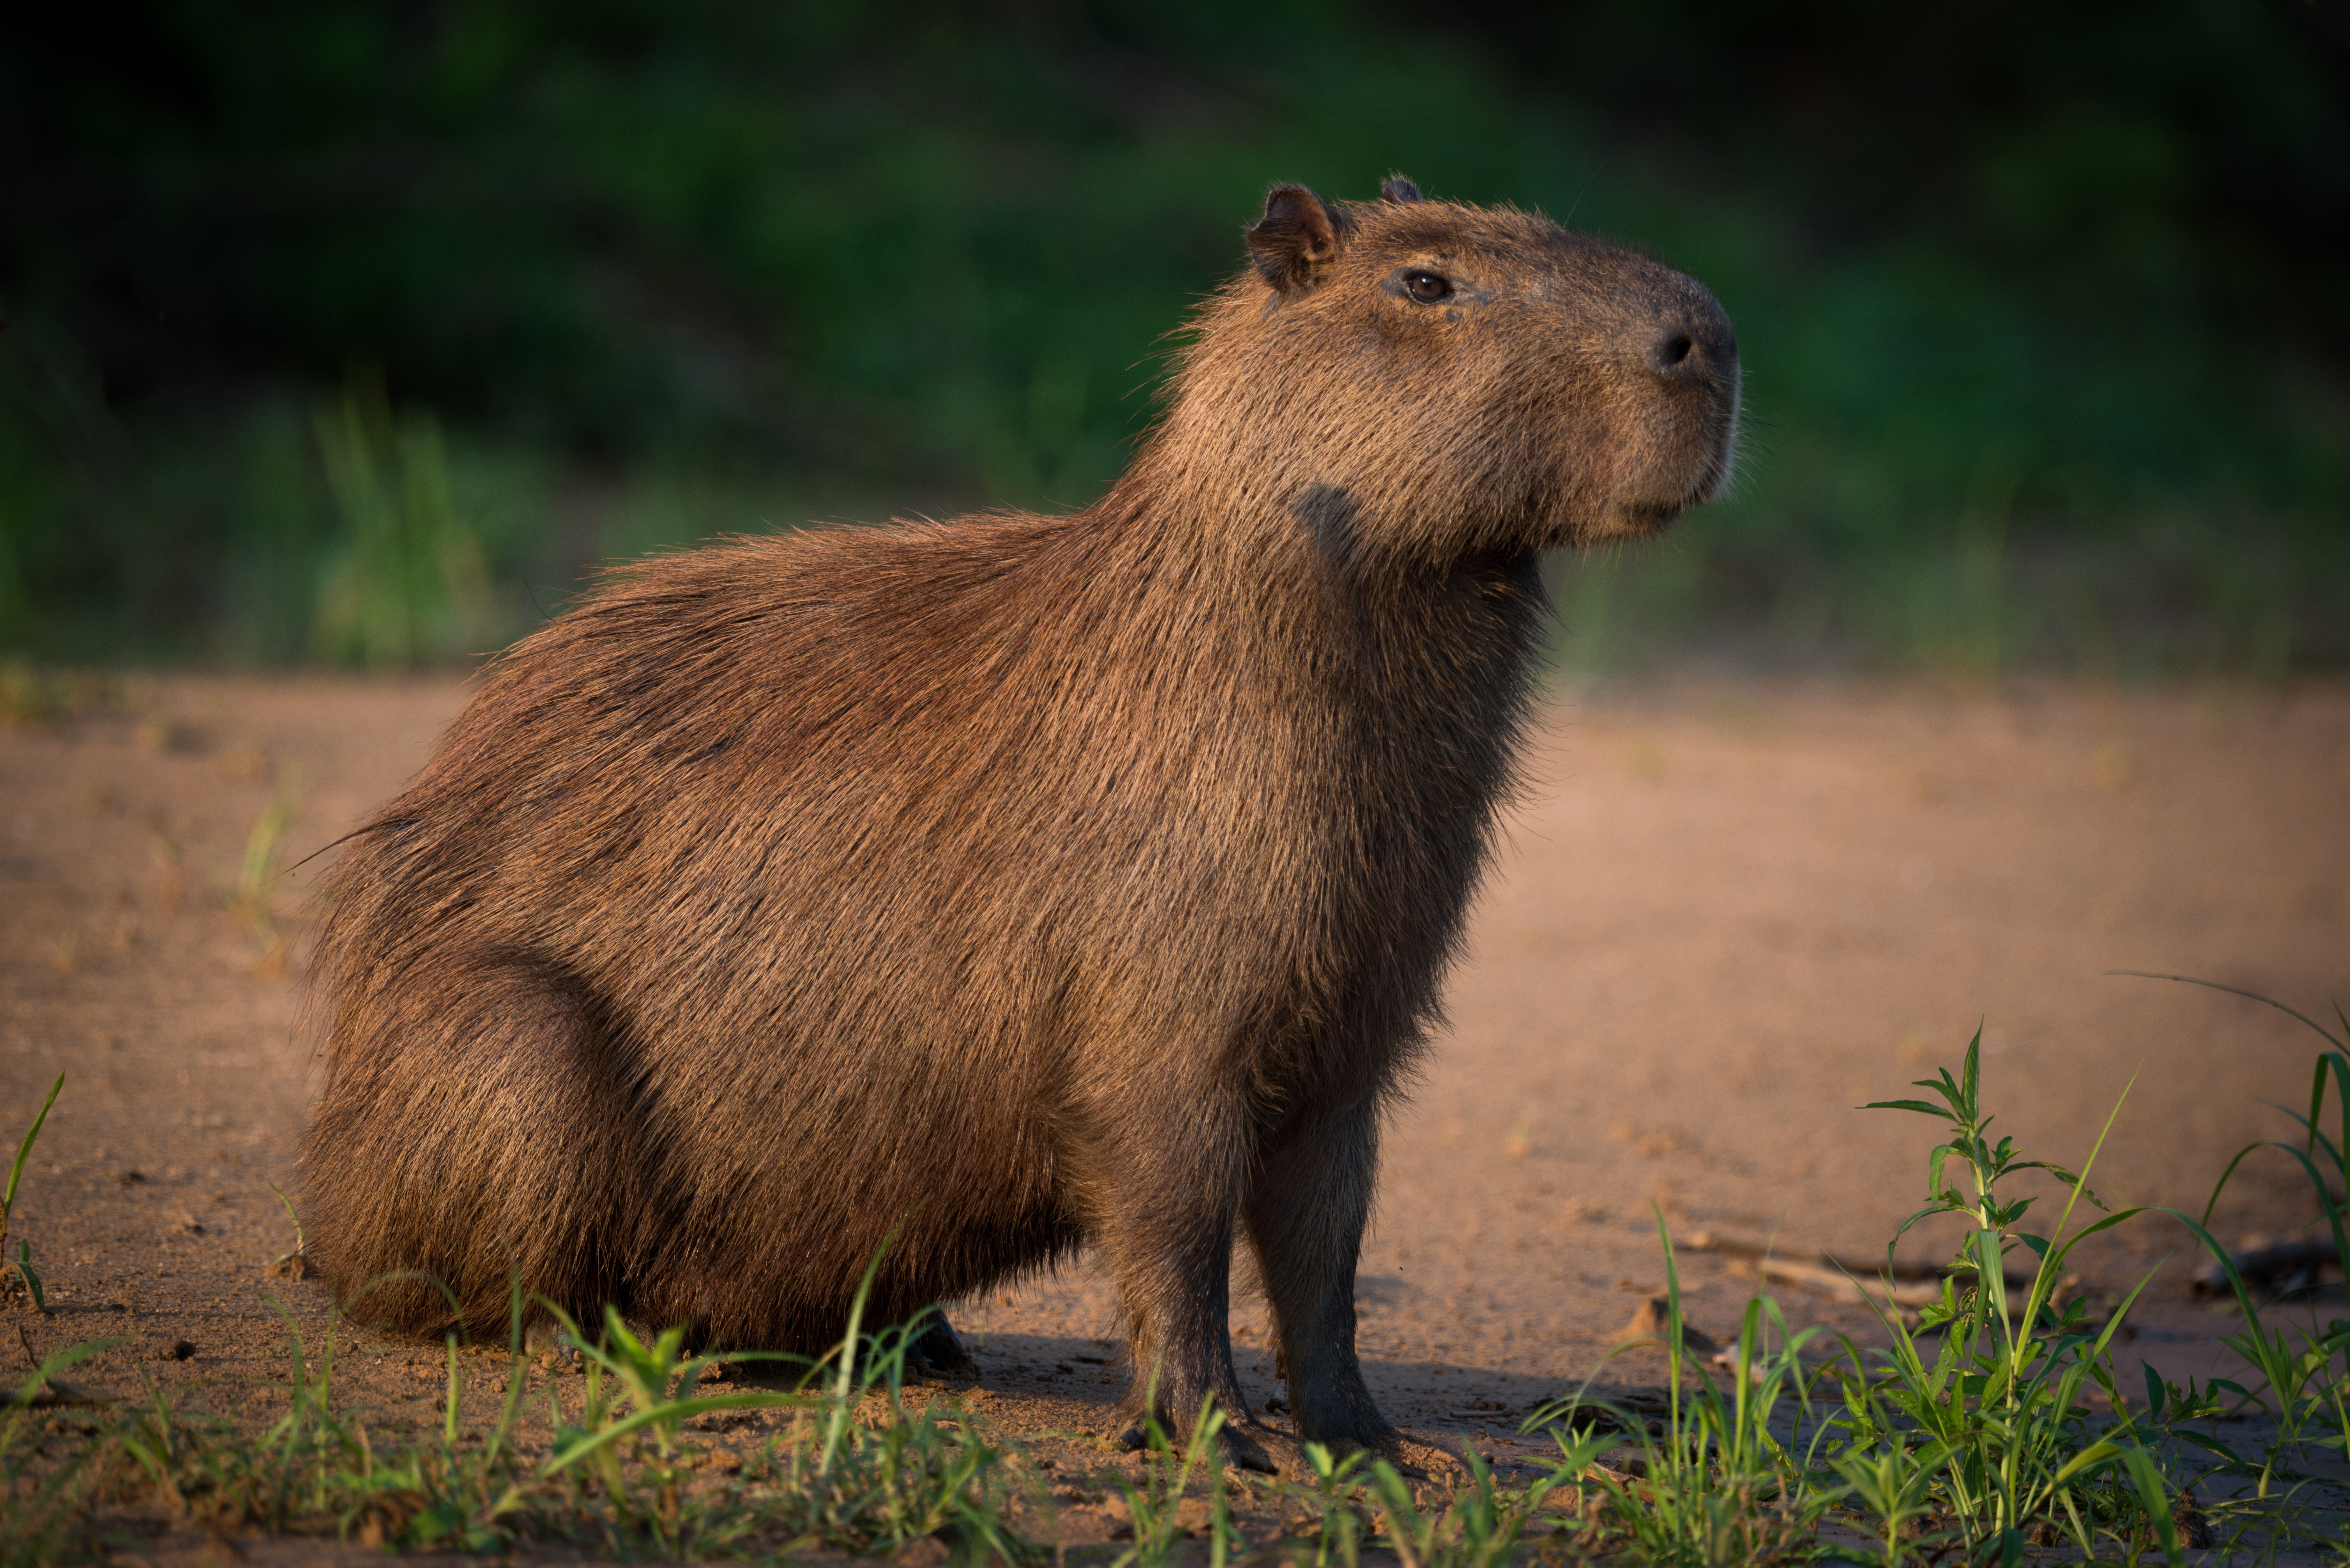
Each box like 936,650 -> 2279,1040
1604,267 -> 1743,528
1644,292 -> 1737,400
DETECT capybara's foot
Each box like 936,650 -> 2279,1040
1233,1422 -> 1313,1476
1115,1420 -> 1285,1475
1282,1422 -> 1464,1481
1223,1422 -> 1281,1474
907,1313 -> 972,1374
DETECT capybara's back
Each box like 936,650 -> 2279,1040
302,177 -> 1740,1466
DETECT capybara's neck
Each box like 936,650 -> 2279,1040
1102,422 -> 1552,676
1079,426 -> 1551,809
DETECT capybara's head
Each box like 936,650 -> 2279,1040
1166,175 -> 1740,568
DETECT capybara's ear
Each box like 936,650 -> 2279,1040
1247,185 -> 1344,298
1379,175 -> 1424,204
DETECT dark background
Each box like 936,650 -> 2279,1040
5,0 -> 2345,672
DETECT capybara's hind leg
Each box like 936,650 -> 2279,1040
302,958 -> 652,1341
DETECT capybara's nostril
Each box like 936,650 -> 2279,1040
1649,310 -> 1737,384
1650,325 -> 1707,378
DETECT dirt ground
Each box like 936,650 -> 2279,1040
3,671 -> 2348,1548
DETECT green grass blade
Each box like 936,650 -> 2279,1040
2319,1048 -> 2350,1187
3,1072 -> 63,1215
9,1335 -> 124,1407
2119,1446 -> 2184,1568
2198,1141 -> 2267,1229
2107,971 -> 2345,1050
1865,1098 -> 1957,1119
2049,1437 -> 2121,1488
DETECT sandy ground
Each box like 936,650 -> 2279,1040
3,672 -> 2347,1547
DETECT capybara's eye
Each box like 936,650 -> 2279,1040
1403,270 -> 1452,303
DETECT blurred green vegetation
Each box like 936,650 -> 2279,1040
4,0 -> 2345,673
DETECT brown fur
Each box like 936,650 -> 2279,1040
299,177 -> 1739,1462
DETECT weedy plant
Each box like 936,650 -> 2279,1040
1847,1028 -> 2178,1564
709,1283 -> 1026,1560
2126,974 -> 2350,1508
535,1303 -> 798,1557
115,1303 -> 390,1538
1289,1439 -> 1373,1567
2,1336 -> 122,1568
1520,1027 -> 2204,1568
1529,1241 -> 1838,1568
0,1127 -> 1024,1562
92,1253 -> 1027,1560
2,1073 -> 126,1568
1364,1442 -> 1599,1568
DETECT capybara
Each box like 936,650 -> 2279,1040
300,176 -> 1740,1466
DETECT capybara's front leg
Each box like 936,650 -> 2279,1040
1083,1115 -> 1266,1467
1243,1098 -> 1398,1456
